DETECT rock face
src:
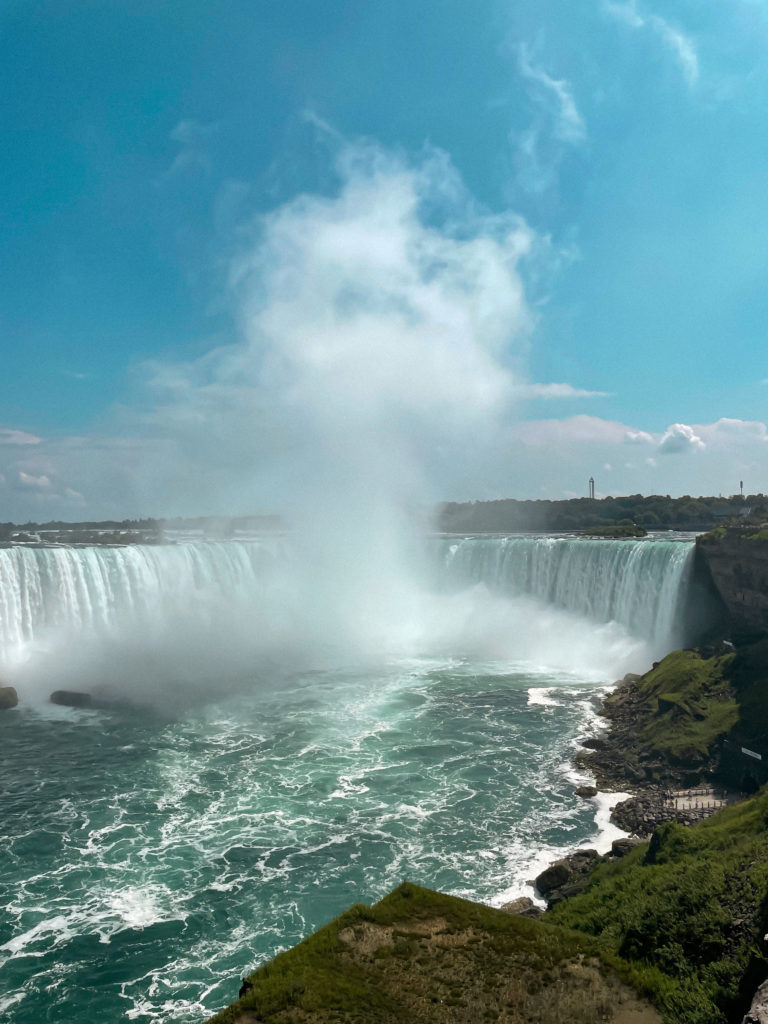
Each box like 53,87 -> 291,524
534,849 -> 600,906
50,690 -> 93,708
0,686 -> 18,710
743,979 -> 768,1023
697,528 -> 768,640
499,896 -> 542,918
574,785 -> 598,798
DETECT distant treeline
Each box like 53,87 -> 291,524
438,493 -> 768,533
0,515 -> 283,542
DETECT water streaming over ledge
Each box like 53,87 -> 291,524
0,534 -> 698,1023
0,535 -> 697,675
436,534 -> 696,653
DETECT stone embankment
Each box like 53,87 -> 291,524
610,786 -> 739,836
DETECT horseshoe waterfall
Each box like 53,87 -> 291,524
0,535 -> 700,1023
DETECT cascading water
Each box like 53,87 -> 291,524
0,541 -> 286,658
0,535 -> 695,664
0,534 -> 697,1023
437,535 -> 695,654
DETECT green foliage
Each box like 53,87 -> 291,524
584,523 -> 647,538
203,883 -> 650,1024
438,492 -> 764,534
613,648 -> 738,763
547,788 -> 768,1023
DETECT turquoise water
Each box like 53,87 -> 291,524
1,658 -> 615,1023
0,535 -> 695,1022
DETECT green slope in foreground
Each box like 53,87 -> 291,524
204,881 -> 659,1024
204,786 -> 768,1024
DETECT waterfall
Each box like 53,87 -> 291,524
0,535 -> 696,679
437,535 -> 695,650
0,541 -> 286,660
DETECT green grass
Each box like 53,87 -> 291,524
203,883 -> 655,1024
606,648 -> 738,764
584,523 -> 647,538
547,788 -> 768,1023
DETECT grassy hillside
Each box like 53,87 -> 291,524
547,788 -> 768,1023
579,641 -> 768,789
203,882 -> 659,1024
204,789 -> 768,1024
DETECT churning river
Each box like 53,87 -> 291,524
0,535 -> 695,1022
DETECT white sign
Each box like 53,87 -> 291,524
742,747 -> 762,761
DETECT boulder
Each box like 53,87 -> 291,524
581,737 -> 607,751
499,896 -> 542,918
0,686 -> 18,710
575,785 -> 598,798
535,849 -> 601,905
50,690 -> 93,709
534,860 -> 571,895
611,836 -> 643,857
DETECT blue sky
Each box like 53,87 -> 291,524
2,0 -> 768,519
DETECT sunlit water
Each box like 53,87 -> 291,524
0,536 -> 694,1022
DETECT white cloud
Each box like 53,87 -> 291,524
649,15 -> 699,86
657,422 -> 705,454
162,119 -> 220,180
699,417 -> 768,443
515,382 -> 608,399
605,2 -> 699,86
604,0 -> 644,29
625,428 -> 654,444
17,471 -> 52,490
513,45 -> 586,194
518,45 -> 586,143
513,414 -> 651,447
0,429 -> 40,446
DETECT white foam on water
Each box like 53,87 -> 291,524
527,687 -> 560,707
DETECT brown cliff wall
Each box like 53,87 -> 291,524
696,527 -> 768,640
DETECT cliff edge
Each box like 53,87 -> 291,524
697,527 -> 768,640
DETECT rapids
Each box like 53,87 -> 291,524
0,534 -> 695,1022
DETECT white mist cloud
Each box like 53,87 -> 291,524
140,140 -> 536,523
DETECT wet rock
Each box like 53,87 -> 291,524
535,849 -> 600,905
575,785 -> 598,798
500,896 -> 542,918
611,836 -> 643,857
581,737 -> 607,751
534,861 -> 571,895
0,686 -> 18,710
50,690 -> 93,708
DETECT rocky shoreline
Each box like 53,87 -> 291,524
527,652 -> 745,906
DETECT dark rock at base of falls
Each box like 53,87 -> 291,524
0,686 -> 18,710
575,785 -> 598,798
611,836 -> 644,857
50,690 -> 94,709
534,848 -> 600,906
